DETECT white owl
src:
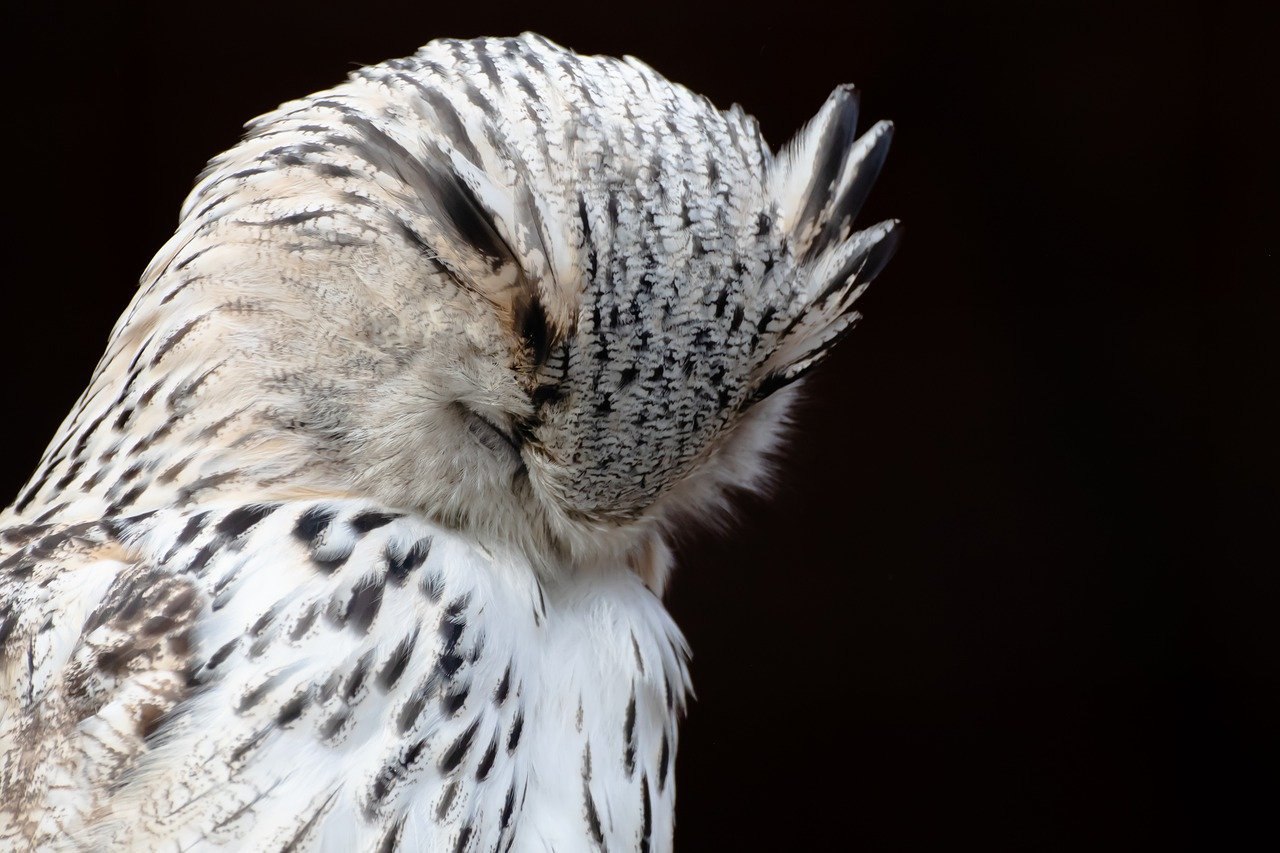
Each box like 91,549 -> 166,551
0,34 -> 897,851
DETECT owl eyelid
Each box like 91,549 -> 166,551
459,405 -> 523,459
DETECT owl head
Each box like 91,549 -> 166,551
52,35 -> 896,583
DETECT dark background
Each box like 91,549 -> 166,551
4,1 -> 1273,848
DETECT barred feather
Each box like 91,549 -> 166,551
1,33 -> 896,851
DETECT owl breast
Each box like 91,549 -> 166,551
26,500 -> 692,851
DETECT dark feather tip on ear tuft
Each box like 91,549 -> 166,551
757,88 -> 902,403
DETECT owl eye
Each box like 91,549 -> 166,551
459,404 -> 523,460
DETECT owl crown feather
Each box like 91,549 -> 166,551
10,34 -> 897,572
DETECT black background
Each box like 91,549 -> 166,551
3,1 -> 1274,848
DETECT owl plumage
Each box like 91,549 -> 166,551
0,34 -> 897,851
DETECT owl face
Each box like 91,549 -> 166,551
23,36 -> 895,575
321,38 -> 896,571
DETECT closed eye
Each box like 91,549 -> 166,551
460,405 -> 523,459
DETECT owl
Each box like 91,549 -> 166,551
0,33 -> 897,851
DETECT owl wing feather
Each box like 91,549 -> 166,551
0,501 -> 538,852
0,519 -> 201,849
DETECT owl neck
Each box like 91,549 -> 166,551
5,380 -> 326,530
3,296 -> 352,529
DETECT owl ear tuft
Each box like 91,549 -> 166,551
751,220 -> 901,401
751,90 -> 900,401
770,85 -> 894,263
